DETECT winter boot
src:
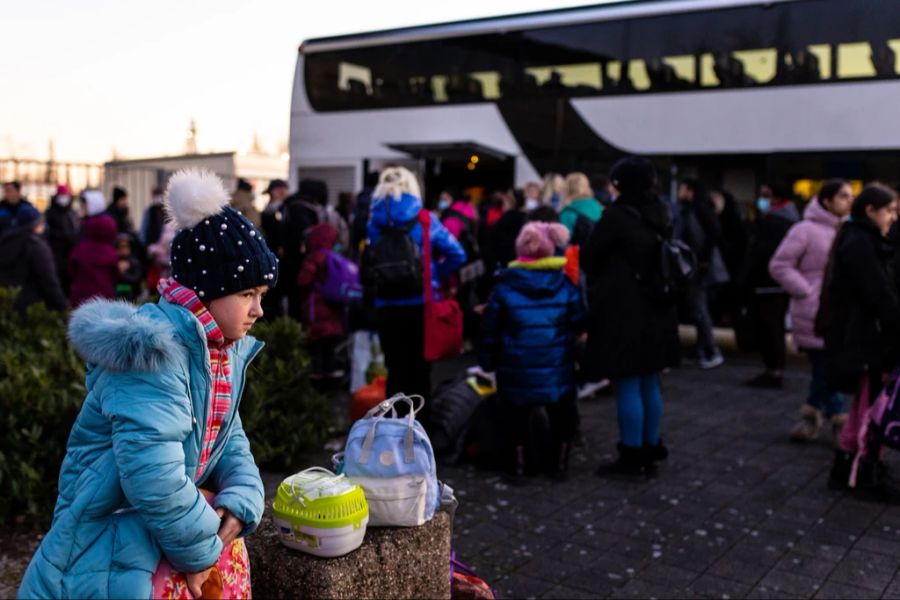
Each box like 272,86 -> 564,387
596,443 -> 647,479
551,442 -> 571,482
828,450 -> 853,490
645,439 -> 669,462
506,445 -> 527,486
790,405 -> 824,442
830,413 -> 848,443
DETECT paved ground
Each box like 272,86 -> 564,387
8,350 -> 900,599
439,356 -> 900,599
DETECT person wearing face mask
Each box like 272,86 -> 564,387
818,184 -> 900,493
745,182 -> 801,388
769,180 -> 854,442
44,184 -> 82,295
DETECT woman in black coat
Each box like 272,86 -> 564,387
582,157 -> 679,477
45,187 -> 81,294
820,183 -> 900,491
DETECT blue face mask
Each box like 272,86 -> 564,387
438,199 -> 451,211
756,197 -> 771,213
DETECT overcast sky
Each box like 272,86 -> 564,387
2,0 -> 605,164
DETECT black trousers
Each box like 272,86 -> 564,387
756,293 -> 789,371
507,393 -> 578,447
377,304 -> 432,420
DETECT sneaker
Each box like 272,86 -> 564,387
789,405 -> 823,442
578,379 -> 610,400
699,352 -> 724,370
745,372 -> 784,389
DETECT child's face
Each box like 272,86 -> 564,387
207,286 -> 267,341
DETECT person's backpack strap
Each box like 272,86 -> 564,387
419,209 -> 433,304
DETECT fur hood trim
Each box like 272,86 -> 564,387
68,299 -> 181,372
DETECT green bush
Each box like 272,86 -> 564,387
241,317 -> 334,470
0,289 -> 332,523
0,288 -> 85,523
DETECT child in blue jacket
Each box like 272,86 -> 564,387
19,169 -> 277,599
479,222 -> 586,480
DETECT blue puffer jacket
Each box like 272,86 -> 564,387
367,192 -> 466,306
18,298 -> 265,599
479,257 -> 586,405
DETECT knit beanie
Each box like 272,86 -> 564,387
82,190 -> 107,217
610,156 -> 657,195
165,169 -> 278,300
14,204 -> 42,230
515,222 -> 570,260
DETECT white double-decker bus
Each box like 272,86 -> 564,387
290,0 -> 900,202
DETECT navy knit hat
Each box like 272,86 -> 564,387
165,169 -> 278,301
610,156 -> 657,195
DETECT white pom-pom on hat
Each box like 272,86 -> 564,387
164,168 -> 230,230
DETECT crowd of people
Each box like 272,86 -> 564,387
4,160 -> 900,496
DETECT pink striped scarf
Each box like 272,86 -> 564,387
158,278 -> 232,479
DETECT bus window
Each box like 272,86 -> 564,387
837,42 -> 876,78
642,55 -> 695,91
808,44 -> 832,79
627,60 -> 651,91
338,62 -> 372,94
470,72 -> 501,99
699,54 -> 719,87
432,75 -> 449,103
663,55 -> 695,83
874,40 -> 900,76
733,49 -> 777,84
408,76 -> 434,103
524,63 -> 601,92
605,61 -> 622,89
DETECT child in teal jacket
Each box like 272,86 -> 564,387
19,169 -> 278,599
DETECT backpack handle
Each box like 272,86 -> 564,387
359,394 -> 424,466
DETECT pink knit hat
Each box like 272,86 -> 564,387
515,222 -> 570,260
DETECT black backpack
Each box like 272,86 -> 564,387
442,208 -> 480,262
623,205 -> 697,304
364,216 -> 424,299
570,212 -> 596,248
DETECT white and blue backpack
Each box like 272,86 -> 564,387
338,394 -> 445,527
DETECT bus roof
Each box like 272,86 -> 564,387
301,0 -> 797,53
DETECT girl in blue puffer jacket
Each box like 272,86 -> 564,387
19,169 -> 276,599
479,222 -> 586,480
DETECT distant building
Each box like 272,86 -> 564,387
103,151 -> 288,218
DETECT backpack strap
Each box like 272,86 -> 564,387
419,210 -> 433,304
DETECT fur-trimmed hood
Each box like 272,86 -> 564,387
68,299 -> 183,372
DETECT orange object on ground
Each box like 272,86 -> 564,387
351,375 -> 387,421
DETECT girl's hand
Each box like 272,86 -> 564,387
186,566 -> 212,598
215,507 -> 244,548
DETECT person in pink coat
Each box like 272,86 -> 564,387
769,179 -> 854,442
